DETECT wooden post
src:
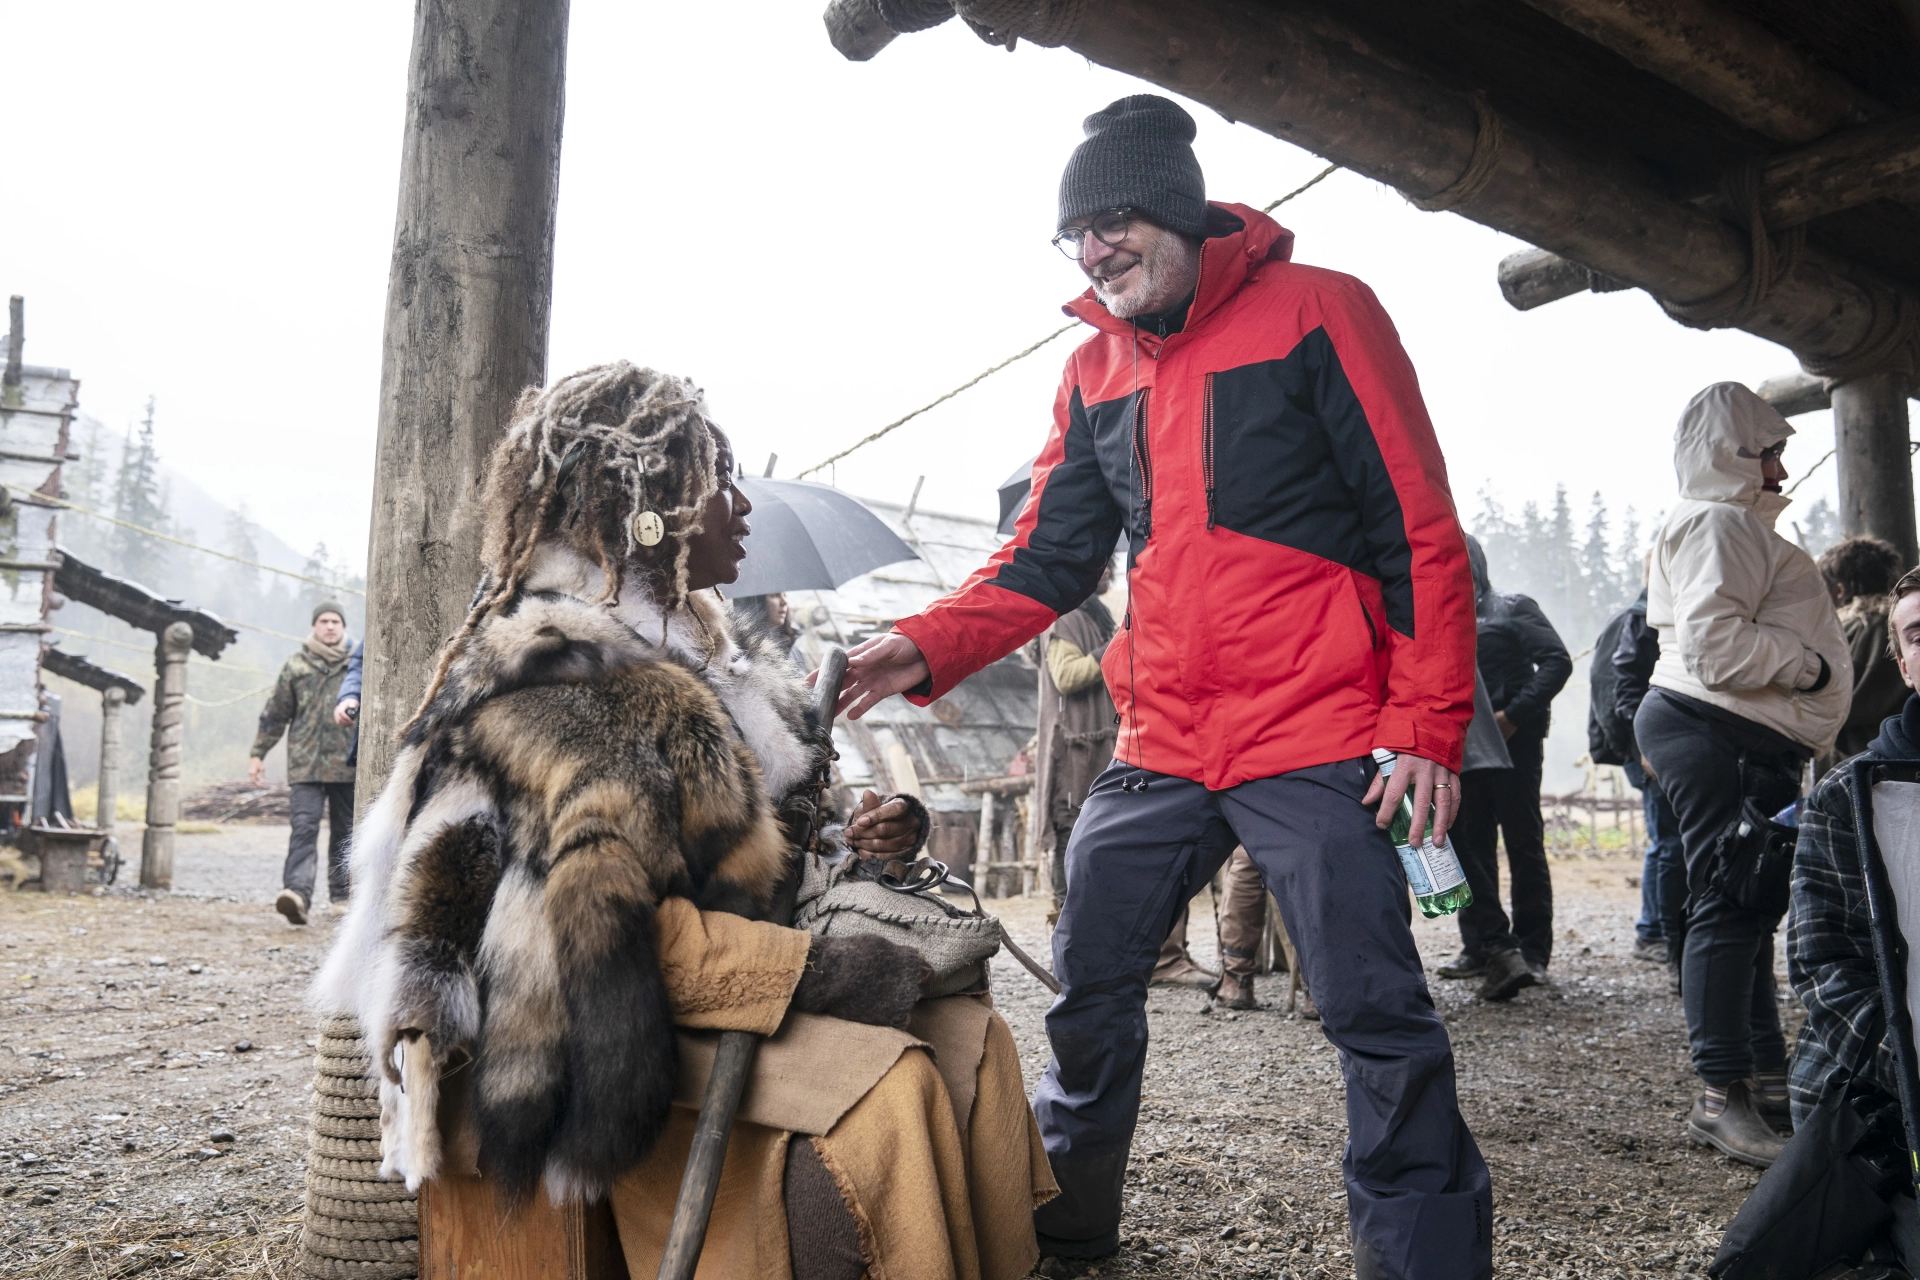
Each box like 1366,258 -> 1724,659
96,686 -> 123,835
140,622 -> 191,890
977,790 -> 996,898
355,0 -> 570,801
1832,372 -> 1918,569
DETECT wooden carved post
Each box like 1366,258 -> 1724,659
140,622 -> 191,890
97,686 -> 123,835
977,789 -> 996,897
1831,372 -> 1918,569
356,0 -> 570,801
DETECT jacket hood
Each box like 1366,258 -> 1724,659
1672,382 -> 1795,523
1466,535 -> 1490,607
1868,693 -> 1920,760
1065,202 -> 1295,345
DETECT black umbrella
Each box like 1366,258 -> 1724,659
720,476 -> 919,598
997,455 -> 1039,536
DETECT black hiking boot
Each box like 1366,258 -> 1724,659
1479,948 -> 1536,1002
1436,951 -> 1486,980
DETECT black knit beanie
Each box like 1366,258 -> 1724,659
1057,95 -> 1207,238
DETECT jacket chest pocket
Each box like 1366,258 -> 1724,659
1203,356 -> 1375,573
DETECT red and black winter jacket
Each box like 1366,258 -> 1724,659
894,204 -> 1476,786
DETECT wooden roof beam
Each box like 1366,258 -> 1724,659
1763,110 -> 1920,227
828,0 -> 1917,378
1500,109 -> 1920,311
1515,0 -> 1877,145
1755,371 -> 1919,417
1054,0 -> 1913,380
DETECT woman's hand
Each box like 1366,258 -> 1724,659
845,789 -> 923,856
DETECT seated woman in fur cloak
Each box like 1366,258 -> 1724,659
311,363 -> 1054,1280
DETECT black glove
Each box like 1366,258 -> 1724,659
791,934 -> 930,1030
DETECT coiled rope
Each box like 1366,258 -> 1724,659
296,1016 -> 418,1280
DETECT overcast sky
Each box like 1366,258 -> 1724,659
4,1 -> 1860,577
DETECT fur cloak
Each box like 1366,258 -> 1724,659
313,549 -> 849,1201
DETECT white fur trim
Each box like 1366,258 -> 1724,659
378,1034 -> 443,1191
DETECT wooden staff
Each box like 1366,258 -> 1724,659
655,646 -> 848,1280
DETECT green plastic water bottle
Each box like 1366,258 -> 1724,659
1371,749 -> 1473,918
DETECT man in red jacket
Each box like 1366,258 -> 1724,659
833,96 -> 1489,1279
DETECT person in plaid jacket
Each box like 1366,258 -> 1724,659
1787,566 -> 1920,1124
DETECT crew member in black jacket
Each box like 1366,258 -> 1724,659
1440,537 -> 1574,999
1604,576 -> 1687,979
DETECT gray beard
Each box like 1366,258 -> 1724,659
1094,242 -> 1199,320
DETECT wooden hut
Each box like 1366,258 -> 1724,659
824,0 -> 1920,561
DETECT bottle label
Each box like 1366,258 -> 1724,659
1421,840 -> 1468,892
1395,842 -> 1433,896
1396,839 -> 1467,898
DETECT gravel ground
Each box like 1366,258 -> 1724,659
0,825 -> 338,1278
2,832 -> 1791,1278
985,858 -> 1797,1279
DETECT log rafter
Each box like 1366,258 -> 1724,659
826,0 -> 1918,379
1513,0 -> 1878,145
1073,0 -> 1915,377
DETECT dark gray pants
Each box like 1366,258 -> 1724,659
1634,691 -> 1800,1085
284,781 -> 354,904
1034,758 -> 1492,1278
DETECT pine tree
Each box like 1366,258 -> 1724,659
224,503 -> 261,597
1791,497 -> 1841,558
1579,492 -> 1613,624
302,541 -> 333,616
110,398 -> 169,586
1616,506 -> 1644,597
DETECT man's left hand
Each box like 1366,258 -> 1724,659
1361,751 -> 1460,847
1494,710 -> 1516,740
846,789 -> 923,857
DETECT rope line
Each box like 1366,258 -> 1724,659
50,628 -> 278,676
1783,437 -> 1920,498
796,324 -> 1080,478
3,482 -> 365,597
185,683 -> 279,708
225,617 -> 311,643
795,167 -> 1343,479
1264,163 -> 1340,214
1408,100 -> 1502,213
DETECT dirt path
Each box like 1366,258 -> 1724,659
2,836 -> 1785,1278
986,857 -> 1789,1278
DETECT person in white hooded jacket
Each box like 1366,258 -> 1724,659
1634,382 -> 1851,1170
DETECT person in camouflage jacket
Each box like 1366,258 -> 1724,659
251,602 -> 357,924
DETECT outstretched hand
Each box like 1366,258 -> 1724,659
1361,750 -> 1459,847
811,631 -> 930,720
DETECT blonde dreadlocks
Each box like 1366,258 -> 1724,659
405,362 -> 724,733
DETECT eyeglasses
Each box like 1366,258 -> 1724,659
1052,209 -> 1136,260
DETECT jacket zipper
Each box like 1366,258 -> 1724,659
1132,390 -> 1154,540
1202,372 -> 1217,530
1357,590 -> 1379,650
